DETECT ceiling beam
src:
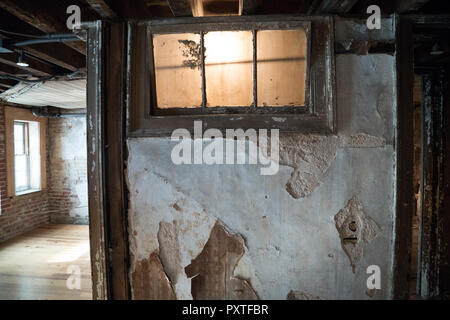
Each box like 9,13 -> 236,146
0,10 -> 85,72
0,52 -> 62,77
0,0 -> 87,55
19,44 -> 85,72
114,0 -> 174,19
241,0 -> 263,15
81,0 -> 117,19
0,79 -> 17,89
0,63 -> 32,77
395,0 -> 431,13
309,0 -> 359,13
167,0 -> 193,16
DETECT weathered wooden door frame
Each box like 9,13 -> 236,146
392,14 -> 415,300
418,68 -> 450,299
86,21 -> 130,300
393,15 -> 450,300
85,16 -> 449,300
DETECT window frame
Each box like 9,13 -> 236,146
149,22 -> 311,113
127,15 -> 336,136
13,121 -> 31,194
5,107 -> 47,197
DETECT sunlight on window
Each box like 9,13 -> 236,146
204,31 -> 253,107
14,121 -> 41,195
153,33 -> 203,109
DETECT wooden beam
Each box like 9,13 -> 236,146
241,0 -> 263,15
392,15 -> 414,300
115,0 -> 173,19
0,79 -> 17,88
0,63 -> 32,77
0,0 -> 87,54
81,0 -> 117,19
167,0 -> 193,16
0,52 -> 62,77
396,0 -> 431,13
419,68 -> 450,299
104,22 -> 131,299
202,0 -> 240,15
86,20 -> 109,300
0,10 -> 85,72
19,44 -> 85,72
310,0 -> 359,13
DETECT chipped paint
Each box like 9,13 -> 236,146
286,290 -> 324,300
132,252 -> 176,299
126,53 -> 396,299
335,196 -> 380,273
185,221 -> 258,299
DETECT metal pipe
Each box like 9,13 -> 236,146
0,75 -> 51,83
31,107 -> 86,118
14,35 -> 80,47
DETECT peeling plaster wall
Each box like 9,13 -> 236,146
126,53 -> 396,299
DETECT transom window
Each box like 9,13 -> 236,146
152,28 -> 308,110
128,16 -> 335,135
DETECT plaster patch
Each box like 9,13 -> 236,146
277,135 -> 340,199
127,169 -> 216,299
262,133 -> 386,199
334,196 -> 380,273
339,133 -> 386,148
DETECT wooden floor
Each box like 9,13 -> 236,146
0,224 -> 92,300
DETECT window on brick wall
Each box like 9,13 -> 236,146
5,107 -> 47,197
13,121 -> 41,195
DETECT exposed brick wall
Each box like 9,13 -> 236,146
47,116 -> 88,225
0,104 -> 50,243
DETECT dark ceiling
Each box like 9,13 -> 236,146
0,0 -> 449,93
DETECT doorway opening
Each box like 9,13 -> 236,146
0,104 -> 92,300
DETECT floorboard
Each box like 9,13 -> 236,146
0,224 -> 92,300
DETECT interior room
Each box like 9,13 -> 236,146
0,0 -> 449,302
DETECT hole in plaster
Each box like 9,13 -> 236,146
185,221 -> 258,299
334,196 -> 380,273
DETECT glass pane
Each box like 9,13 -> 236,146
204,31 -> 253,107
29,122 -> 41,190
153,33 -> 203,108
15,154 -> 29,192
257,29 -> 307,107
14,122 -> 26,155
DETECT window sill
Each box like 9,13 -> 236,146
14,188 -> 42,197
